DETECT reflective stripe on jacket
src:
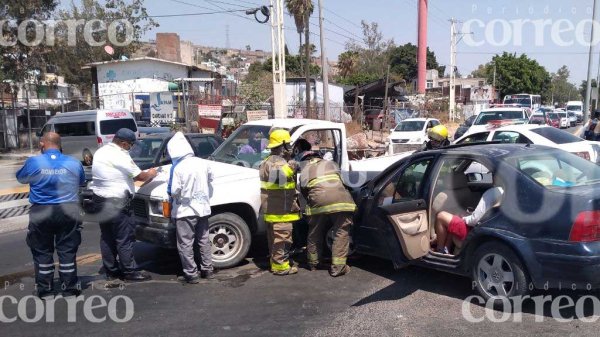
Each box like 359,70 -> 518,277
259,155 -> 300,223
299,158 -> 356,216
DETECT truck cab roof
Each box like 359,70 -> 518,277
243,118 -> 343,130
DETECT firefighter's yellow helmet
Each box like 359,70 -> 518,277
428,125 -> 449,142
267,129 -> 292,149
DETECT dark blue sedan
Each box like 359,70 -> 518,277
352,143 -> 600,301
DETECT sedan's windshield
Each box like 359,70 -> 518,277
394,121 -> 425,132
474,111 -> 525,125
211,124 -> 272,168
510,152 -> 600,188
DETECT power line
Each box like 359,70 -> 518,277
324,18 -> 362,41
457,51 -> 599,55
148,9 -> 248,18
323,7 -> 362,29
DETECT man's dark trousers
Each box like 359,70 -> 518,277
97,198 -> 138,276
27,203 -> 82,296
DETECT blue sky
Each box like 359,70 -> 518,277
99,0 -> 600,83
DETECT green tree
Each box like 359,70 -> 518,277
387,43 -> 444,81
489,52 -> 551,101
346,21 -> 394,79
470,63 -> 491,78
298,43 -> 316,57
549,66 -> 579,105
337,50 -> 358,80
0,0 -> 59,101
239,68 -> 272,108
49,0 -> 158,96
579,79 -> 597,102
285,0 -> 314,116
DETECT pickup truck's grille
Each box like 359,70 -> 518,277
392,139 -> 409,144
132,198 -> 148,218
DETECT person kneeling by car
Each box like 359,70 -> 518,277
434,184 -> 504,254
167,132 -> 215,284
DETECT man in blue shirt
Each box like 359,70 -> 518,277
16,132 -> 85,298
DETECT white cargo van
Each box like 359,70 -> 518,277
39,109 -> 138,165
566,101 -> 584,123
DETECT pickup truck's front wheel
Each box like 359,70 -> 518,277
208,213 -> 251,269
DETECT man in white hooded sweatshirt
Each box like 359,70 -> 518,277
167,132 -> 214,283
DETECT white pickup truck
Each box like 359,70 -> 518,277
133,119 -> 411,268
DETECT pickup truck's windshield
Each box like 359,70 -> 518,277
211,124 -> 273,168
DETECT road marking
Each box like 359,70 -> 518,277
0,253 -> 102,286
0,253 -> 102,287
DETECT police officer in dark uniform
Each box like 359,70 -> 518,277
16,132 -> 85,298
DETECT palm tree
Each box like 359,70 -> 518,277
285,0 -> 314,117
338,51 -> 358,79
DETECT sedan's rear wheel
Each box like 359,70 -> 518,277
471,242 -> 529,303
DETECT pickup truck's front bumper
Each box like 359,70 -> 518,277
131,196 -> 177,248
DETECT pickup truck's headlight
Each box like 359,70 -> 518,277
149,199 -> 163,215
411,137 -> 422,143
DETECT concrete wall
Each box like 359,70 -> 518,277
180,40 -> 194,65
96,59 -> 189,83
156,33 -> 181,63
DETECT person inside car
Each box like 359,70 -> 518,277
433,180 -> 504,254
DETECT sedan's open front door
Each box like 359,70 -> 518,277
368,158 -> 434,267
378,200 -> 430,260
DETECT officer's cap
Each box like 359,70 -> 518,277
114,128 -> 137,143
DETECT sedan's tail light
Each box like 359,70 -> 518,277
570,211 -> 600,242
572,152 -> 591,161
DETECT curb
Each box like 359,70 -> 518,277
0,154 -> 33,161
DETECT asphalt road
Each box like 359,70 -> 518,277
0,125 -> 597,336
0,224 -> 598,336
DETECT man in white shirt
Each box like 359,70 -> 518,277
434,186 -> 504,254
91,128 -> 157,282
167,132 -> 214,283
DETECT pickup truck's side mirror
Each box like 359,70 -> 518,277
35,130 -> 42,138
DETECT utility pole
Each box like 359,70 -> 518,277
492,62 -> 497,102
304,10 -> 311,119
449,18 -> 456,122
449,18 -> 471,121
381,64 -> 391,139
584,0 -> 598,124
317,0 -> 330,121
25,85 -> 32,153
270,0 -> 287,119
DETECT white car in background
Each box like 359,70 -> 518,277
454,124 -> 600,164
387,118 -> 441,154
556,111 -> 570,128
466,107 -> 530,134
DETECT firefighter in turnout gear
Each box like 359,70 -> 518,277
259,129 -> 300,275
298,151 -> 356,277
420,124 -> 450,151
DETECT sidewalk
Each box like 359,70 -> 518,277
0,149 -> 37,161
